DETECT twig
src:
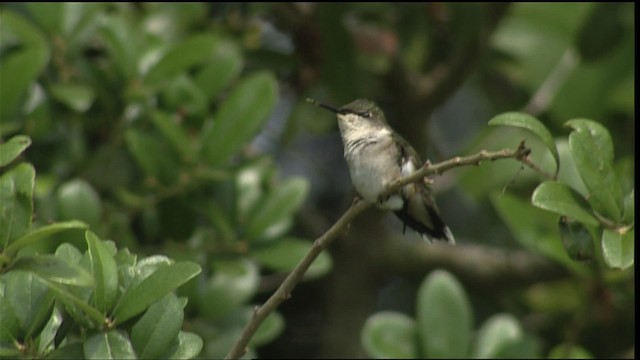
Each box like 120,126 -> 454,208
224,142 -> 531,359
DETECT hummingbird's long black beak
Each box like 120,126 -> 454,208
306,98 -> 341,114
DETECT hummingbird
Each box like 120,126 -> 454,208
307,98 -> 455,244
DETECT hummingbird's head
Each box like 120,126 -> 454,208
306,98 -> 388,138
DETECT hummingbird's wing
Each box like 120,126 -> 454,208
392,135 -> 455,244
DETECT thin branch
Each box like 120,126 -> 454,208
224,142 -> 531,359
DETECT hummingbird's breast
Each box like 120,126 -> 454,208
343,130 -> 404,209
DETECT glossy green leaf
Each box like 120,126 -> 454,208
9,255 -> 94,287
151,111 -> 193,160
56,179 -> 102,229
473,314 -> 523,359
49,83 -> 96,112
554,140 -> 589,197
4,220 -> 88,258
124,129 -> 179,185
44,342 -> 85,359
558,217 -> 595,262
98,14 -> 138,79
0,163 -> 35,249
491,192 -> 584,273
86,231 -> 118,313
162,331 -> 203,360
200,71 -> 278,167
113,261 -> 201,324
531,181 -> 599,227
55,243 -> 83,265
25,3 -> 65,34
251,238 -> 332,279
361,311 -> 418,359
194,39 -> 243,99
417,270 -> 472,359
246,178 -> 309,240
36,307 -> 63,354
601,228 -> 634,270
548,343 -> 594,359
37,277 -> 105,327
0,135 -> 32,167
0,11 -> 49,118
160,75 -> 208,118
250,310 -> 285,347
196,259 -> 258,320
0,281 -> 21,343
566,119 -> 622,221
144,34 -> 218,86
131,293 -> 184,359
84,330 -> 136,360
4,271 -> 53,340
489,112 -> 559,175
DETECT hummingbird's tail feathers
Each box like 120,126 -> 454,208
393,202 -> 455,244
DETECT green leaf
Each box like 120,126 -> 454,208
0,135 -> 32,167
144,34 -> 219,86
0,163 -> 35,250
151,111 -> 193,161
84,331 -> 136,360
124,129 -> 179,185
36,277 -> 105,327
417,270 -> 472,359
162,331 -> 203,360
56,179 -> 102,229
548,343 -> 594,359
98,14 -> 138,79
131,293 -> 184,359
36,307 -> 62,354
4,221 -> 88,258
489,112 -> 559,176
3,271 -> 53,340
491,192 -> 585,273
0,11 -> 49,118
44,342 -> 85,359
251,238 -> 332,279
49,83 -> 96,112
566,119 -> 622,221
194,39 -> 243,99
113,261 -> 201,325
245,178 -> 309,240
25,3 -> 65,34
473,314 -> 523,359
558,217 -> 595,262
9,255 -> 94,287
200,71 -> 278,167
0,280 -> 21,342
531,181 -> 599,227
361,311 -> 418,359
86,231 -> 118,314
196,259 -> 258,321
601,228 -> 634,269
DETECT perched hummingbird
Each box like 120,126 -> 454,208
308,98 -> 455,244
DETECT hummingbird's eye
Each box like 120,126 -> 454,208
359,111 -> 372,118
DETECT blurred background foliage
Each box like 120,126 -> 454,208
0,2 -> 634,359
